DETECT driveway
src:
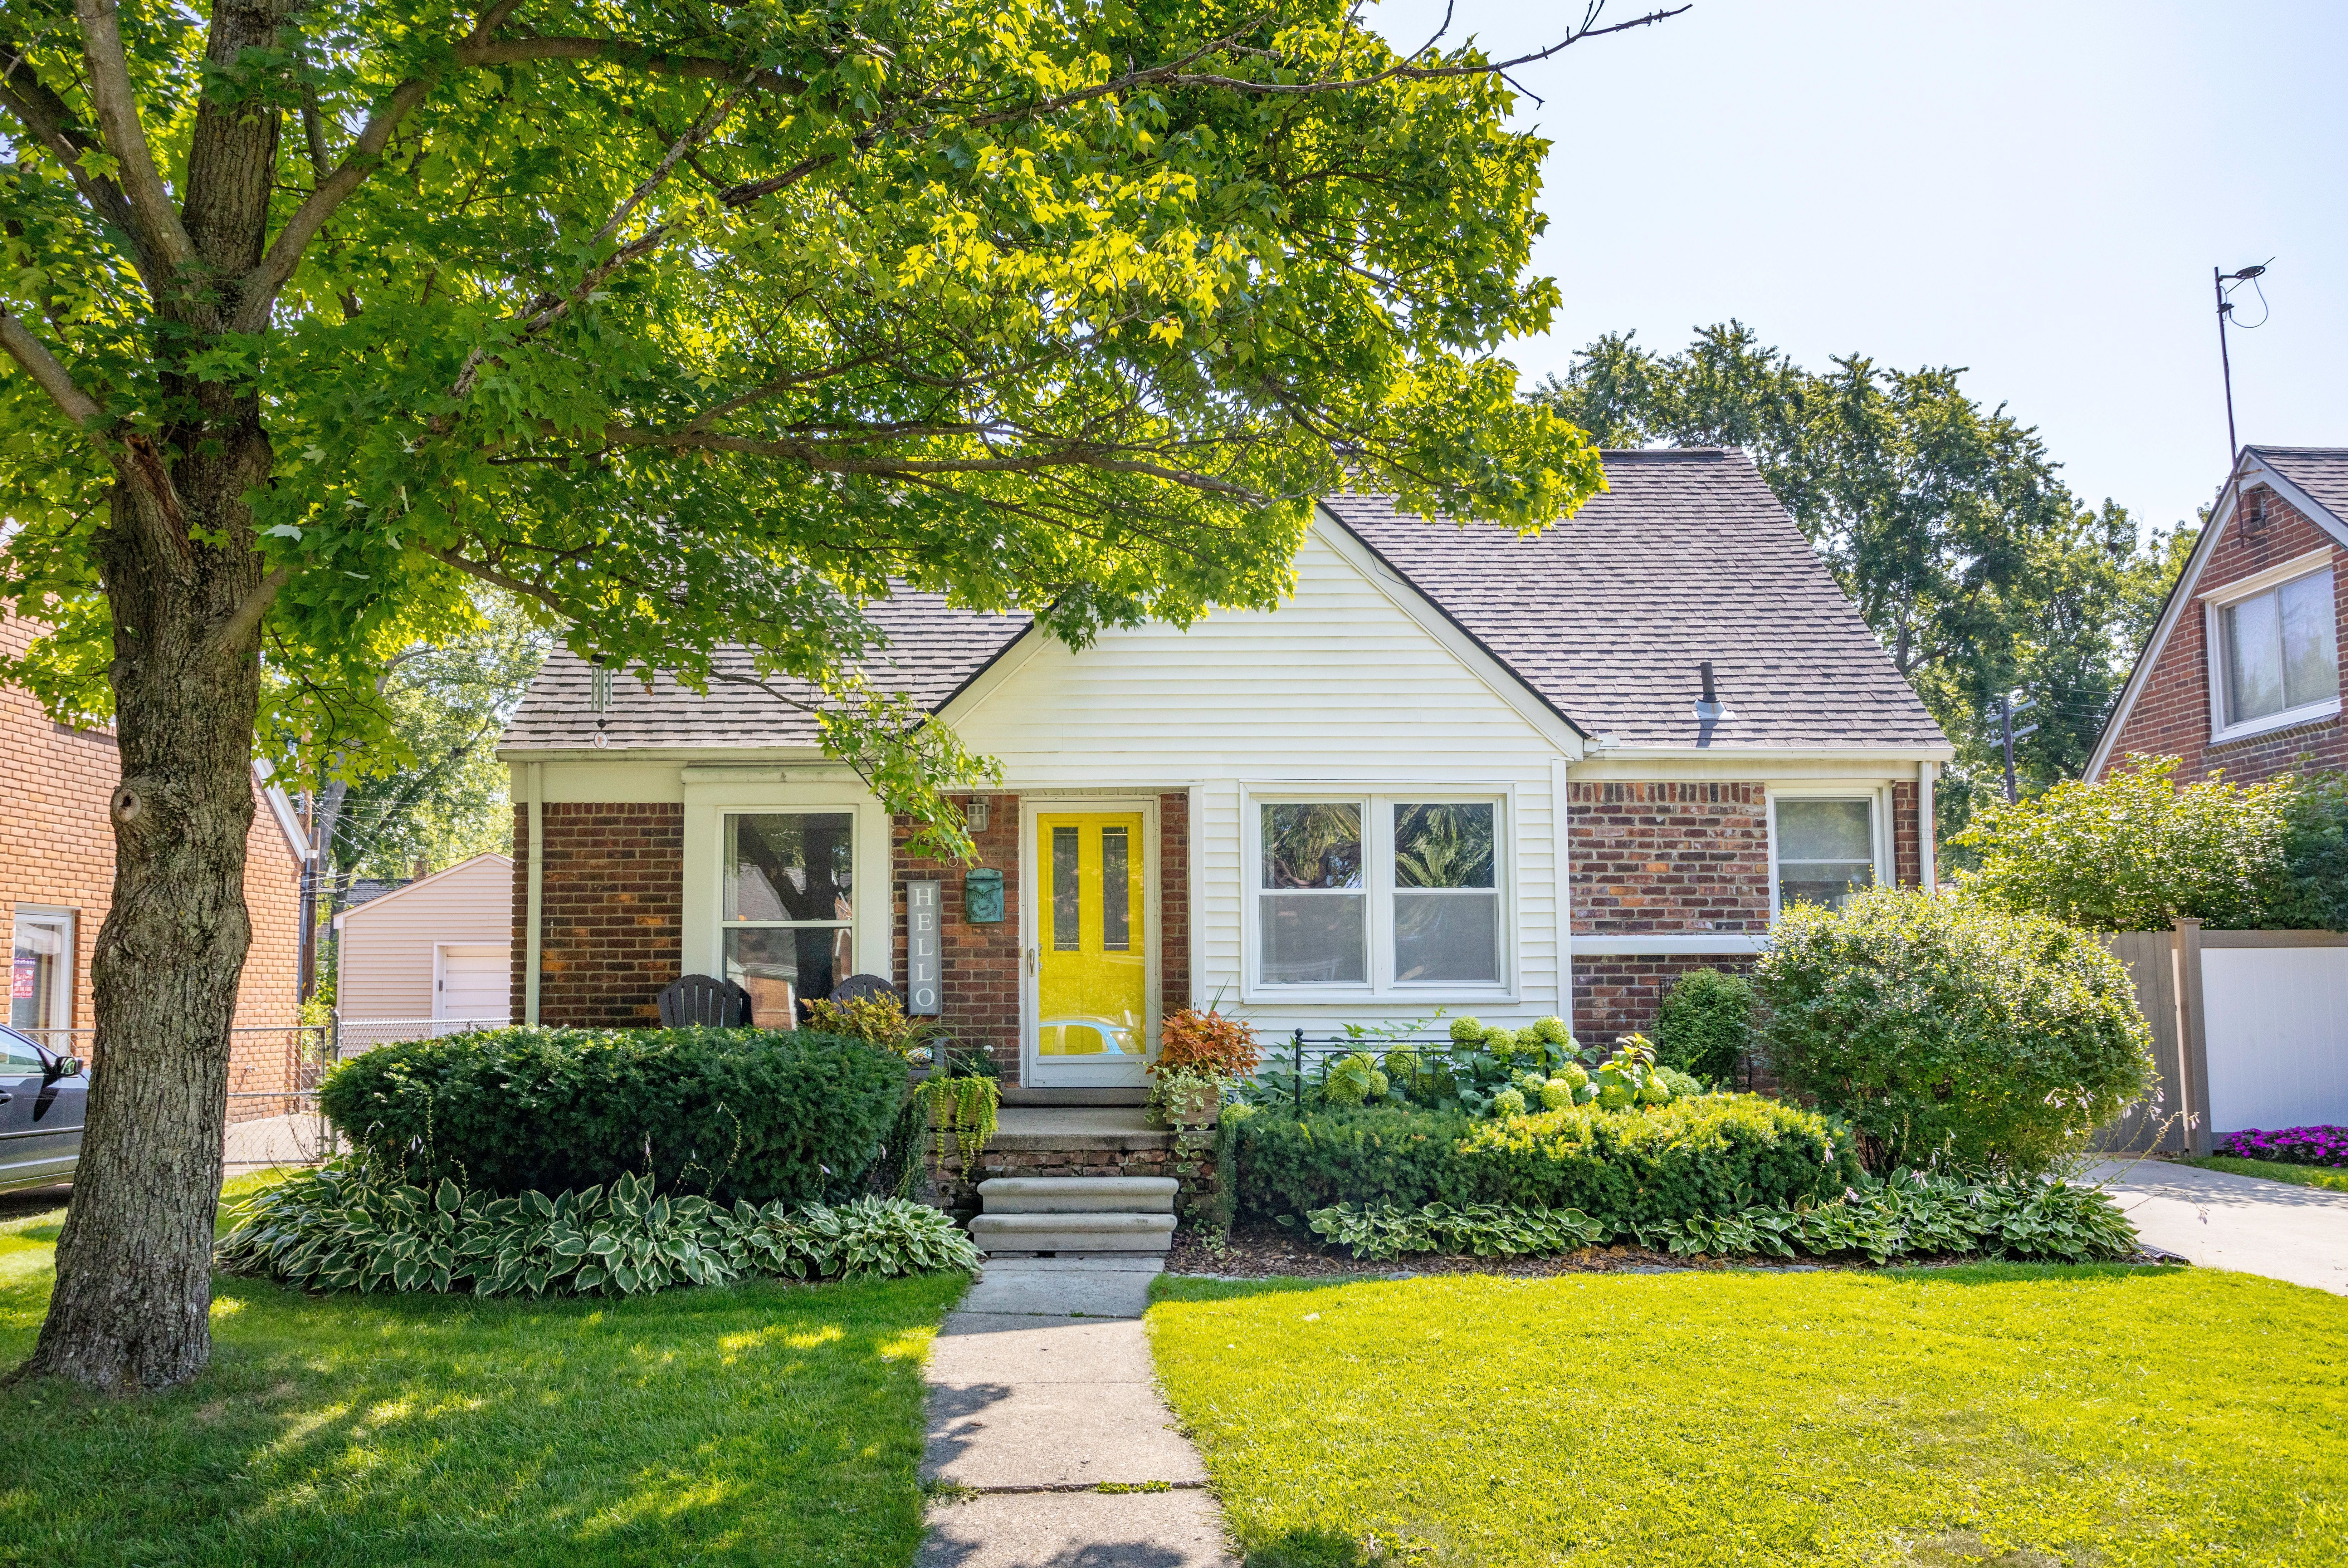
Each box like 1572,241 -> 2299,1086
2085,1158 -> 2348,1295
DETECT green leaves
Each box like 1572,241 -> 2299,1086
215,1162 -> 984,1296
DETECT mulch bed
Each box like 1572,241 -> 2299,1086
1162,1223 -> 2185,1280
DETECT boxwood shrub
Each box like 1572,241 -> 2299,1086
320,1027 -> 907,1206
1229,1094 -> 1859,1227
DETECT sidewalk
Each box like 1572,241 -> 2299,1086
2086,1158 -> 2348,1295
919,1257 -> 1234,1567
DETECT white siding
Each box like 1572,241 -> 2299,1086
954,526 -> 1571,1035
2201,945 -> 2348,1132
337,854 -> 514,1022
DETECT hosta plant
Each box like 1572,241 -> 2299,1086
216,1162 -> 980,1297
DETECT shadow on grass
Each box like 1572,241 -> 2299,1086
2,1268 -> 965,1568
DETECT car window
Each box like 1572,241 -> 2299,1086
0,1029 -> 44,1073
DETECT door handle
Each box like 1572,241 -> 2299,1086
1025,947 -> 1037,977
0,1093 -> 12,1106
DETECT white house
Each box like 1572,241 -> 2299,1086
335,852 -> 514,1028
496,450 -> 1951,1096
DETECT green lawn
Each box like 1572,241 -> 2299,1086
1,1179 -> 964,1568
1149,1266 -> 2348,1567
2179,1153 -> 2348,1192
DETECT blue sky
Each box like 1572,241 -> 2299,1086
1376,0 -> 2348,536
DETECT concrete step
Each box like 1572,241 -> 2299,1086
980,1176 -> 1178,1214
969,1212 -> 1177,1253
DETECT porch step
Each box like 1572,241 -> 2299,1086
1000,1086 -> 1149,1108
969,1211 -> 1177,1253
979,1176 -> 1178,1214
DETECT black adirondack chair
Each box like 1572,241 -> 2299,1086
657,973 -> 752,1028
827,973 -> 902,1008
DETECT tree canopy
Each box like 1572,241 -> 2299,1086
3,0 -> 1633,852
1532,323 -> 2193,824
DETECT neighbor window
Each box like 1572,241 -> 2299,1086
1254,796 -> 1506,992
722,812 -> 855,1021
1773,798 -> 1877,913
2218,567 -> 2337,729
10,908 -> 73,1045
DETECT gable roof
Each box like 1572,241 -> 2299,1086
500,450 -> 1946,757
333,852 -> 513,929
2085,443 -> 2348,778
1322,449 -> 1945,751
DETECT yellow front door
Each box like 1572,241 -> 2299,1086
1034,811 -> 1148,1077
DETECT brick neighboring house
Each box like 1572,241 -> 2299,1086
498,449 -> 1951,1089
1,614 -> 307,1119
2090,446 -> 2347,785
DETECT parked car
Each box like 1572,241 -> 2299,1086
0,1025 -> 87,1192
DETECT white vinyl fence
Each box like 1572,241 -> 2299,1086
2101,923 -> 2348,1153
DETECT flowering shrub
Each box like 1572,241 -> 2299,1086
1156,1007 -> 1261,1077
2219,1126 -> 2348,1167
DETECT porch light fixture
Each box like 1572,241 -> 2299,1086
965,795 -> 990,833
589,657 -> 613,749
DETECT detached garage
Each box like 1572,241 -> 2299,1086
334,853 -> 513,1035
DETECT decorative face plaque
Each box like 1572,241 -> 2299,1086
904,879 -> 942,1015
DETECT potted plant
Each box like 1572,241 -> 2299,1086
1148,1006 -> 1261,1129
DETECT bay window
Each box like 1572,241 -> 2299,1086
1253,794 -> 1508,995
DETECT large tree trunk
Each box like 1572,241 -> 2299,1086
13,0 -> 284,1391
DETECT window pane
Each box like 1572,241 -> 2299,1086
2280,571 -> 2339,709
1261,804 -> 1362,889
0,1028 -> 41,1072
1260,893 -> 1366,984
724,813 -> 854,922
1776,799 -> 1873,862
2226,593 -> 2287,721
10,918 -> 64,1033
1101,826 -> 1130,952
1779,866 -> 1875,912
1394,803 -> 1495,889
1051,825 -> 1080,951
723,926 -> 851,1021
1394,892 -> 1498,984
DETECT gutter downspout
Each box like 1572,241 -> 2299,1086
525,761 -> 545,1025
1918,760 -> 1937,892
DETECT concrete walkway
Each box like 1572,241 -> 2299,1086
920,1258 -> 1234,1567
2087,1158 -> 2348,1295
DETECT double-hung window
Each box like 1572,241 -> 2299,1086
1253,795 -> 1507,995
721,813 -> 855,1024
1772,797 -> 1879,914
2211,562 -> 2338,737
9,907 -> 73,1045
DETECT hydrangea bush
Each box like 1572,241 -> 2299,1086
2219,1126 -> 2348,1167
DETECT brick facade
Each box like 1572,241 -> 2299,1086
511,801 -> 684,1026
926,1133 -> 1218,1222
1567,778 -> 1929,1045
2099,486 -> 2347,784
0,615 -> 304,1120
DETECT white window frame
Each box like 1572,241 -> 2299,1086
10,905 -> 75,1043
1241,787 -> 1518,1004
2200,548 -> 2341,744
679,779 -> 891,988
1766,787 -> 1891,921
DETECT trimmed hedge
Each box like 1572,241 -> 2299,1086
319,1027 -> 907,1206
1229,1094 -> 1861,1228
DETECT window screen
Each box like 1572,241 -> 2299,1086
1775,799 -> 1876,912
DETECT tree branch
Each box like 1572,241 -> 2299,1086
71,0 -> 197,275
0,39 -> 152,284
451,36 -> 807,93
594,425 -> 1268,500
207,564 -> 293,653
0,309 -> 106,430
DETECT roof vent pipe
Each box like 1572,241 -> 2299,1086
1695,660 -> 1728,723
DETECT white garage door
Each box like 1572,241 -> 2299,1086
436,945 -> 512,1023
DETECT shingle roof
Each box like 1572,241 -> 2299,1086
500,450 -> 1946,754
1321,449 -> 1946,750
501,591 -> 1032,751
2249,446 -> 2348,530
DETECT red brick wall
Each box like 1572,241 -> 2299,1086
893,796 -> 1024,1078
2099,486 -> 2347,784
890,791 -> 1192,1087
511,802 -> 684,1026
1567,778 -> 1929,1045
0,615 -> 303,1119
